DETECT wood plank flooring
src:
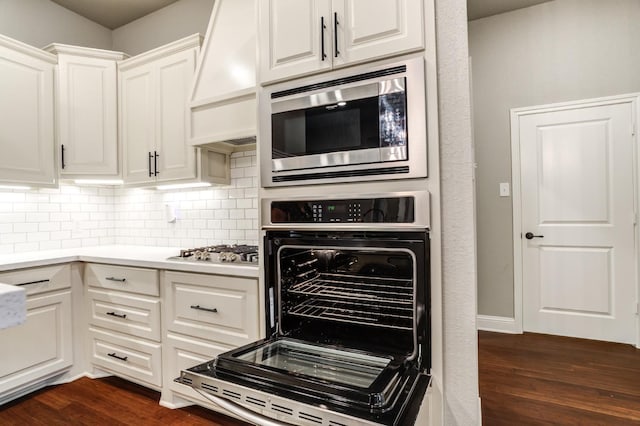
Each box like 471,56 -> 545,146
479,331 -> 640,425
2,333 -> 639,425
0,376 -> 249,425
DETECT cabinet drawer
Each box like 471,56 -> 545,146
89,327 -> 162,388
0,264 -> 70,296
165,271 -> 259,347
85,264 -> 159,296
166,332 -> 232,402
87,288 -> 161,342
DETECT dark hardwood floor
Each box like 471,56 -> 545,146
3,333 -> 639,425
479,331 -> 640,425
0,376 -> 249,425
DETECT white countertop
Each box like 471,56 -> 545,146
0,246 -> 259,278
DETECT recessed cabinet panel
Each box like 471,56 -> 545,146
332,0 -> 424,67
259,0 -> 332,83
156,51 -> 196,182
84,263 -> 159,297
0,291 -> 73,395
120,65 -> 156,184
0,38 -> 56,186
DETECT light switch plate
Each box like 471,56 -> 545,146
500,183 -> 510,197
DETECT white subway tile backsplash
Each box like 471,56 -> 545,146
0,150 -> 259,253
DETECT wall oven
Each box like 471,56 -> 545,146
179,191 -> 431,425
260,56 -> 427,187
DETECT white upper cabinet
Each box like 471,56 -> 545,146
0,35 -> 56,187
45,44 -> 125,178
189,0 -> 258,146
259,0 -> 424,84
119,35 -> 200,185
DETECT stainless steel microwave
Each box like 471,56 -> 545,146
259,56 -> 427,187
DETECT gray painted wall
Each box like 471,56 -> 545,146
469,0 -> 640,317
112,0 -> 214,55
0,0 -> 111,49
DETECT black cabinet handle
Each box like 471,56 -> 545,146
16,279 -> 50,287
154,151 -> 159,176
320,16 -> 327,61
105,277 -> 126,282
107,352 -> 128,362
61,144 -> 66,169
148,152 -> 153,177
106,311 -> 127,319
525,232 -> 544,240
334,12 -> 339,57
190,305 -> 218,313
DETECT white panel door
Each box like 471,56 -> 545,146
0,44 -> 55,186
519,100 -> 636,344
332,0 -> 424,68
155,49 -> 197,182
57,55 -> 119,176
120,64 -> 156,184
259,0 -> 332,83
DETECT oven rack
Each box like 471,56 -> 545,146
287,298 -> 413,331
287,273 -> 413,305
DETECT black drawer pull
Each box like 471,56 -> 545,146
16,279 -> 50,287
105,277 -> 126,282
106,311 -> 127,319
190,305 -> 218,313
107,352 -> 128,362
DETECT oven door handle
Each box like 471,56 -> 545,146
193,388 -> 293,426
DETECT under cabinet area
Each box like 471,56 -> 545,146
84,263 -> 162,389
0,34 -> 57,187
0,265 -> 72,402
259,0 -> 425,83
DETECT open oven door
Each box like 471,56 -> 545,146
178,336 -> 430,426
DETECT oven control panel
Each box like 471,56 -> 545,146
271,197 -> 414,223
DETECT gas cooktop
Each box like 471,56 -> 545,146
167,244 -> 259,264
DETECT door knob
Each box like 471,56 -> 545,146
525,232 -> 544,240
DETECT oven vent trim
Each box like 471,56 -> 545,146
272,166 -> 410,182
271,65 -> 407,99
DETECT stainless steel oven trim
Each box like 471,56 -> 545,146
275,244 -> 419,363
260,55 -> 427,187
271,77 -> 405,113
261,190 -> 430,230
185,373 -> 386,426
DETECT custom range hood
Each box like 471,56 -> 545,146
188,0 -> 257,149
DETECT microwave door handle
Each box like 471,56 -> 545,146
193,388 -> 292,426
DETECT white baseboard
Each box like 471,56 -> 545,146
477,315 -> 521,334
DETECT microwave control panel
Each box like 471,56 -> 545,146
270,197 -> 414,223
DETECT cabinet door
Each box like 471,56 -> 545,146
57,55 -> 118,176
120,63 -> 156,184
154,48 -> 197,182
332,0 -> 424,68
0,42 -> 56,186
259,0 -> 332,83
0,290 -> 72,397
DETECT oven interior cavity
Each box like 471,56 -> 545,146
277,246 -> 415,357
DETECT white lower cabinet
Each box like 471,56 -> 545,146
0,265 -> 73,401
161,271 -> 260,409
85,263 -> 162,390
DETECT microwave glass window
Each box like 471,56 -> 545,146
272,96 -> 380,158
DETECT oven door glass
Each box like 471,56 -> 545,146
233,338 -> 390,388
207,336 -> 414,412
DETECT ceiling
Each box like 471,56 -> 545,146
467,0 -> 553,21
50,0 -> 553,30
50,0 -> 179,29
